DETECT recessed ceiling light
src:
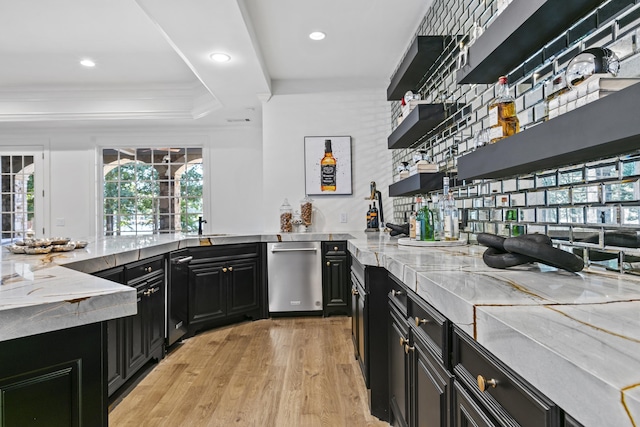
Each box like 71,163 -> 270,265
309,31 -> 326,41
80,59 -> 96,67
209,52 -> 231,63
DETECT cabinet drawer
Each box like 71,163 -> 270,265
125,256 -> 165,282
388,273 -> 408,317
452,327 -> 558,427
190,243 -> 260,261
322,241 -> 347,255
408,295 -> 448,367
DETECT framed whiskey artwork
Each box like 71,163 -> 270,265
304,136 -> 352,195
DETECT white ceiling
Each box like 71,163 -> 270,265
0,0 -> 431,127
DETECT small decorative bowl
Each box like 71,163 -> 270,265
52,242 -> 76,252
24,246 -> 53,255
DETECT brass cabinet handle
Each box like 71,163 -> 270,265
228,266 -> 233,272
404,344 -> 415,354
399,337 -> 408,347
415,317 -> 430,326
477,375 -> 498,392
326,261 -> 331,266
351,288 -> 359,295
143,287 -> 159,297
392,289 -> 403,296
222,267 -> 228,273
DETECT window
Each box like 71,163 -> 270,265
103,148 -> 203,235
1,151 -> 44,243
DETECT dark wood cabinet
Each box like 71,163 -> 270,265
411,331 -> 452,427
389,301 -> 410,427
0,322 -> 107,427
351,257 -> 390,422
94,256 -> 165,398
187,243 -> 263,335
451,326 -> 559,427
94,266 -> 126,397
388,272 -> 453,427
322,241 -> 350,316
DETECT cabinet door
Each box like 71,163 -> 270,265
453,381 -> 497,427
411,334 -> 452,427
106,318 -> 125,396
0,323 -> 106,427
188,261 -> 226,325
146,274 -> 165,356
389,305 -> 409,427
94,267 -> 125,397
323,254 -> 350,315
124,285 -> 147,376
226,258 -> 260,316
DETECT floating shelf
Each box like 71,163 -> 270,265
388,103 -> 459,149
456,0 -> 603,84
387,36 -> 453,101
389,172 -> 450,197
457,81 -> 640,181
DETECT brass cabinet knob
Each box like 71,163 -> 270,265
222,267 -> 228,273
392,289 -> 403,297
334,246 -> 338,251
351,288 -> 359,295
326,261 -> 331,266
477,375 -> 498,392
228,266 -> 233,272
399,337 -> 409,347
415,317 -> 430,326
404,344 -> 415,354
145,266 -> 152,273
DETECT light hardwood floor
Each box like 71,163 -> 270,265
109,317 -> 389,427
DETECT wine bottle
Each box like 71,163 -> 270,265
320,139 -> 337,191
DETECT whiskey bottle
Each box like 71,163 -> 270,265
488,76 -> 519,143
366,204 -> 372,229
320,139 -> 337,191
370,202 -> 379,229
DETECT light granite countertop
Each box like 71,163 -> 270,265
0,233 -> 352,343
347,232 -> 640,427
2,231 -> 638,426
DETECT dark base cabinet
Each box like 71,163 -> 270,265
0,323 -> 107,427
186,243 -> 265,336
322,241 -> 350,316
351,256 -> 390,422
94,256 -> 166,399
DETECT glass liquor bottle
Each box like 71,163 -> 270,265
488,76 -> 520,143
370,202 -> 379,229
442,178 -> 459,240
320,139 -> 337,191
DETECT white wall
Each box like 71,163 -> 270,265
0,125 -> 263,238
261,89 -> 393,232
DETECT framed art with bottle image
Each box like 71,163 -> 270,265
304,136 -> 352,195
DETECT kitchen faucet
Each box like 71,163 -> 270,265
198,216 -> 207,235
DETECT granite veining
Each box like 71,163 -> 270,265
4,230 -> 640,426
346,233 -> 640,427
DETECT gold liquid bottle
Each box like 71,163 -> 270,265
320,139 -> 337,191
488,76 -> 520,143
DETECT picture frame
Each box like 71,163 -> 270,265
304,136 -> 352,195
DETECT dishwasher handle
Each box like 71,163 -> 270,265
270,247 -> 318,253
171,255 -> 193,264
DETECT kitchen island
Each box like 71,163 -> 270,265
1,231 -> 639,426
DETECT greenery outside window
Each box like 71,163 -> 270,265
103,148 -> 203,235
1,152 -> 44,243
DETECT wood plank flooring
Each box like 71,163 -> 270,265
109,317 -> 389,427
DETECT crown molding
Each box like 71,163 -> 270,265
0,83 -> 220,122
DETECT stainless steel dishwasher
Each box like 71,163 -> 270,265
267,241 -> 323,314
